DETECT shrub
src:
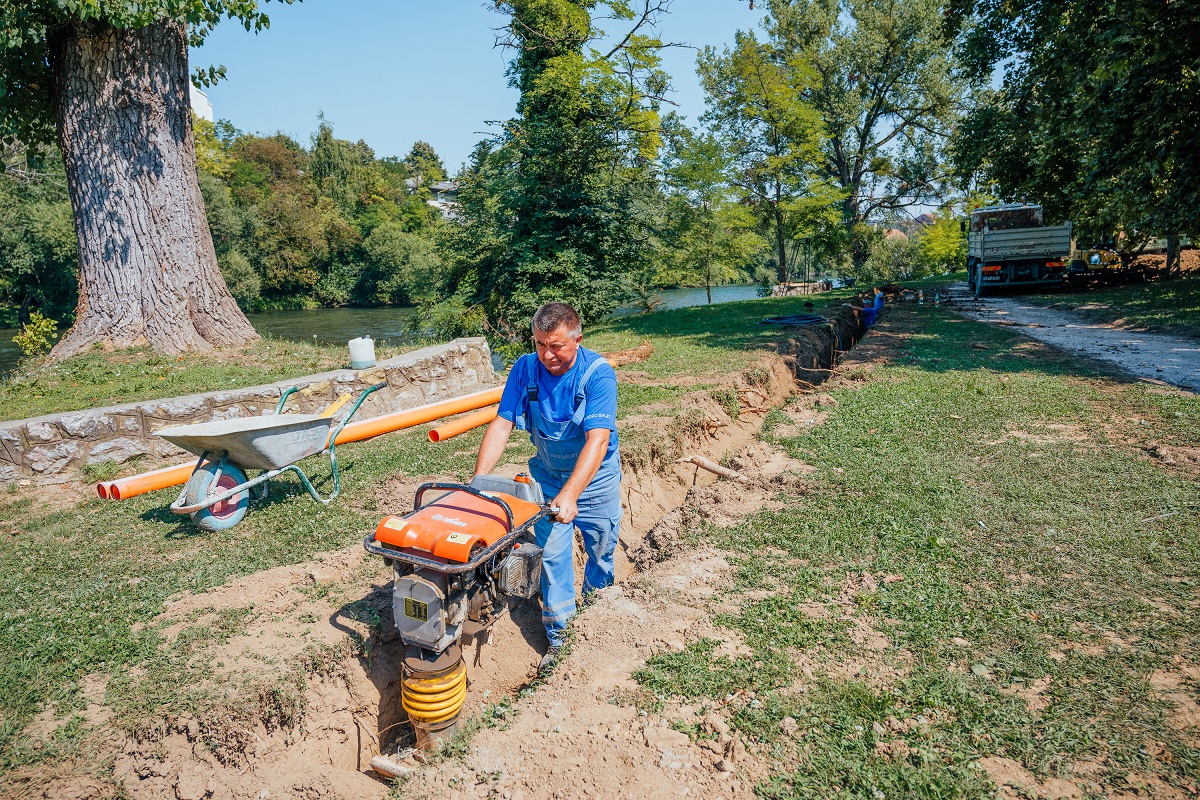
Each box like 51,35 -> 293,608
13,310 -> 58,357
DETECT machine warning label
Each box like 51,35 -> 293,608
445,532 -> 472,544
404,598 -> 429,622
383,517 -> 405,531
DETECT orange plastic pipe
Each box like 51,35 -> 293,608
331,387 -> 503,446
103,460 -> 200,501
428,405 -> 499,443
100,387 -> 506,501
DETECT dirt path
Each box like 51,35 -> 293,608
948,286 -> 1200,392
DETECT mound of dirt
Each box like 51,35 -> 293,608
396,549 -> 767,800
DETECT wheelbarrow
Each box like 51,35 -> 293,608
157,382 -> 387,531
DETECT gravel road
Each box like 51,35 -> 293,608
945,286 -> 1200,392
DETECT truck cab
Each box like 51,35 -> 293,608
966,204 -> 1073,298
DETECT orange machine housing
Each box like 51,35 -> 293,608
374,490 -> 543,563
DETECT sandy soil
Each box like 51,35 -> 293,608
948,287 -> 1200,392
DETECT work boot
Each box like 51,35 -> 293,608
538,645 -> 562,676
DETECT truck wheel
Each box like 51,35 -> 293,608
973,268 -> 987,299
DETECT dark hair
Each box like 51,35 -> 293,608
531,302 -> 582,336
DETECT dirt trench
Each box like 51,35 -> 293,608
41,309 -> 863,800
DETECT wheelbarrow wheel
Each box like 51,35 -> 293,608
186,462 -> 249,531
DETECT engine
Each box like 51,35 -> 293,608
365,473 -> 547,749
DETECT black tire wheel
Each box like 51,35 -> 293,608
973,268 -> 987,299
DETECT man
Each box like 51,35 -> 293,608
473,302 -> 622,674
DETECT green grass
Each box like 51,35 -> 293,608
1024,273 -> 1200,340
636,304 -> 1200,798
0,336 -> 416,421
587,291 -> 858,378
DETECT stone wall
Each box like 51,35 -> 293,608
0,338 -> 495,484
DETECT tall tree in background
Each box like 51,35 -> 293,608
661,123 -> 763,302
949,0 -> 1199,270
434,0 -> 671,340
0,1 -> 295,358
404,141 -> 448,184
698,32 -> 840,283
767,0 -> 963,269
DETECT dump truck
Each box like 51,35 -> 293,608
965,204 -> 1073,298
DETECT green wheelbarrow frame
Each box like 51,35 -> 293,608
161,382 -> 386,529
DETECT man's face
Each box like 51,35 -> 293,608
533,325 -> 582,376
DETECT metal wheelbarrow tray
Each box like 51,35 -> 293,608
156,414 -> 333,471
159,382 -> 387,531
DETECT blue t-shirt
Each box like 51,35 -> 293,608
497,347 -> 619,461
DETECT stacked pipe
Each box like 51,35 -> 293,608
98,387 -> 504,500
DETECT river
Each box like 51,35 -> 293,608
0,284 -> 763,375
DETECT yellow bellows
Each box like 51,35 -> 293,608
401,661 -> 467,724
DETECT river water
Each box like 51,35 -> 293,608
0,284 -> 763,375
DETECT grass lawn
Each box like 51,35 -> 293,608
0,292 -> 841,777
1024,274 -> 1200,341
0,292 -> 867,423
0,336 -> 417,422
637,303 -> 1200,797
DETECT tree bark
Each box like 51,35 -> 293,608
1166,234 -> 1180,277
49,18 -> 259,359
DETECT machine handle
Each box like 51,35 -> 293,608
413,482 -> 515,532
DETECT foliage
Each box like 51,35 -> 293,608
661,123 -> 765,301
917,209 -> 966,273
698,32 -> 842,283
948,0 -> 1200,247
195,118 -> 443,311
0,1 -> 295,153
0,150 -> 78,327
12,310 -> 58,357
858,207 -> 966,282
403,140 -> 448,184
426,0 -> 671,346
764,0 -> 965,267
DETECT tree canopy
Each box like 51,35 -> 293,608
0,0 -> 293,153
948,0 -> 1200,248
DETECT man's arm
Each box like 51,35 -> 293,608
473,416 -> 515,478
549,428 -> 610,524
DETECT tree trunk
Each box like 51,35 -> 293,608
774,208 -> 788,284
1166,234 -> 1180,276
705,253 -> 712,304
49,18 -> 259,359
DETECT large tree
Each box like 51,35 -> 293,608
431,0 -> 671,342
766,0 -> 964,268
698,32 -> 840,283
0,1 -> 292,357
661,122 -> 763,301
948,0 -> 1199,270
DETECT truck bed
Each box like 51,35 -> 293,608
969,223 -> 1073,262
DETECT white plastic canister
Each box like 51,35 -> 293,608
348,336 -> 376,369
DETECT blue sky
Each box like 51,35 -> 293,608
191,0 -> 769,172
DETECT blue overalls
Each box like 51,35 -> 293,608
862,291 -> 885,326
516,357 -> 623,647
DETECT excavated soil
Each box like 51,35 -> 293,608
24,311 -> 865,800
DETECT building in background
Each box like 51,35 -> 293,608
190,85 -> 214,122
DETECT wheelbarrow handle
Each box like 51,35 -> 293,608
275,382 -> 312,414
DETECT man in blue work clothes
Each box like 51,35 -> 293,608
472,302 -> 622,674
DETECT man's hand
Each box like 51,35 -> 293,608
550,492 -> 579,524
